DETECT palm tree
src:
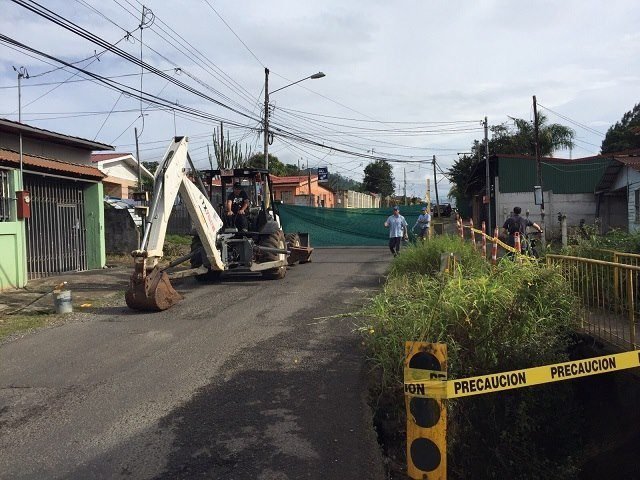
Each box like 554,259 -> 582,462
489,113 -> 575,157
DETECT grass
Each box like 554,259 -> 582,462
359,235 -> 585,478
0,311 -> 60,341
165,234 -> 192,246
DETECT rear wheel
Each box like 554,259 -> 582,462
191,235 -> 222,282
261,231 -> 287,280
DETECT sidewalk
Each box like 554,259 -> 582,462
0,266 -> 131,316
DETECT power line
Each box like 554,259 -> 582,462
11,0 -> 261,122
201,0 -> 264,67
537,103 -> 606,137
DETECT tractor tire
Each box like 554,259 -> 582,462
261,231 -> 287,280
191,235 -> 222,282
285,233 -> 301,265
190,235 -> 205,268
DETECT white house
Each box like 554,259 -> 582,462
90,152 -> 153,199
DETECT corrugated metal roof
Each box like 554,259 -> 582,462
496,154 -> 611,194
271,175 -> 314,185
0,148 -> 105,179
0,118 -> 113,151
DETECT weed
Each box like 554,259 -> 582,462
360,235 -> 585,478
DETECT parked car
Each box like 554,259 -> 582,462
431,203 -> 453,217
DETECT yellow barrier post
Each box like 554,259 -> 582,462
405,342 -> 447,479
481,221 -> 487,259
469,219 -> 476,250
627,269 -> 636,347
614,252 -> 620,312
491,227 -> 498,265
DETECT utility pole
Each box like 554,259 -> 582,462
14,66 -> 28,185
403,168 -> 407,205
264,67 -> 270,171
206,144 -> 214,203
484,116 -> 491,231
533,96 -> 545,246
432,155 -> 440,217
308,160 -> 312,206
135,127 -> 142,191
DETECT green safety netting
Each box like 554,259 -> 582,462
277,203 -> 428,246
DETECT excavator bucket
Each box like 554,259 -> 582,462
125,264 -> 183,311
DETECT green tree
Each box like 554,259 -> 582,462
486,113 -> 574,157
601,103 -> 640,154
326,172 -> 362,192
247,153 -> 300,176
363,160 -> 394,197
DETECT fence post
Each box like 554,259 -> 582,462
481,221 -> 487,259
459,219 -> 464,240
470,219 -> 476,250
491,227 -> 498,265
614,252 -> 620,312
627,269 -> 636,347
514,232 -> 521,254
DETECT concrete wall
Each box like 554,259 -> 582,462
495,177 -> 597,237
0,168 -> 27,290
83,182 -> 106,269
104,208 -> 140,254
336,190 -> 381,208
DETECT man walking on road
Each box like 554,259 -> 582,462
384,206 -> 408,256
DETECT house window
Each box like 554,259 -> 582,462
0,169 -> 13,222
636,189 -> 640,223
281,191 -> 292,203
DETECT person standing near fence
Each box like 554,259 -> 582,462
384,206 -> 408,256
502,206 -> 542,253
413,206 -> 431,241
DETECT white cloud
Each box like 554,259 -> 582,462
0,0 -> 638,197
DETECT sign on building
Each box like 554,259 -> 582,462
317,167 -> 329,182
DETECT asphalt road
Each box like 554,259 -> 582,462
0,248 -> 388,480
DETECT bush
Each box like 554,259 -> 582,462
360,244 -> 584,479
389,235 -> 489,278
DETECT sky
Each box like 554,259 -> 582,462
1,0 -> 639,200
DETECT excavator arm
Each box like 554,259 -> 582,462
125,137 -> 223,311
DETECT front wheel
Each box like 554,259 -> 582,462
261,231 -> 287,280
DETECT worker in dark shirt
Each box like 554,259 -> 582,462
502,206 -> 542,252
226,181 -> 249,231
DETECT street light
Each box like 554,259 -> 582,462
263,68 -> 325,171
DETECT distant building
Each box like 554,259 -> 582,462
90,152 -> 153,199
335,190 -> 380,208
478,154 -> 611,235
594,150 -> 640,233
271,174 -> 335,207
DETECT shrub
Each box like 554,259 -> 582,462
360,253 -> 584,478
389,235 -> 489,278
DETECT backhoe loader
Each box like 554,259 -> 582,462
125,136 -> 312,311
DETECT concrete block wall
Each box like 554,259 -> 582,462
495,191 -> 597,238
104,208 -> 140,255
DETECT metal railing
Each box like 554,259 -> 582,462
0,169 -> 13,222
546,254 -> 639,350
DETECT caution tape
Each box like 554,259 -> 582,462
404,350 -> 640,399
460,224 -> 520,254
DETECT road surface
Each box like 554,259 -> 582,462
0,248 -> 388,479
